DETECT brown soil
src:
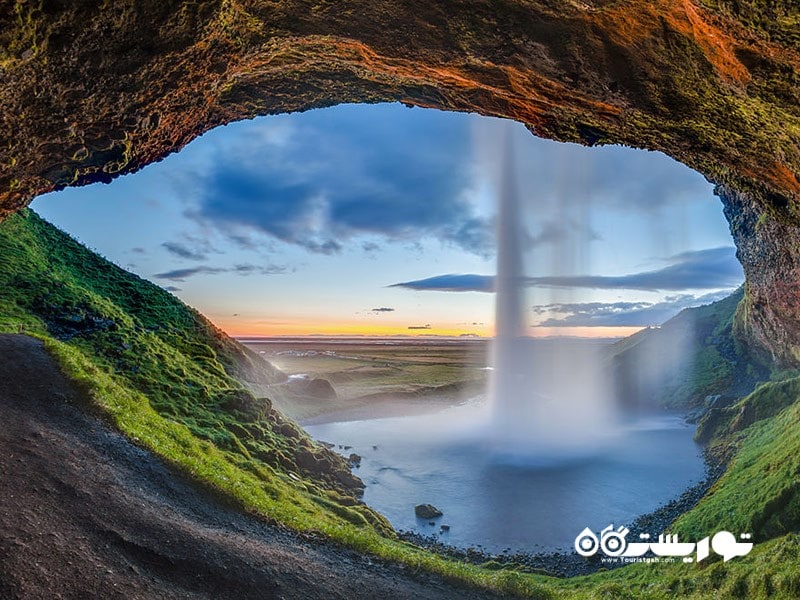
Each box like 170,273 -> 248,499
0,334 -> 500,600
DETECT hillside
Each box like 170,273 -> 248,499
0,333 -> 500,600
0,209 -> 385,524
607,287 -> 769,413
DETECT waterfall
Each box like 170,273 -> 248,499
488,125 -> 617,460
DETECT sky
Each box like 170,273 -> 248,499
31,103 -> 743,338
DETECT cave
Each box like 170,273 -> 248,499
1,0 -> 800,596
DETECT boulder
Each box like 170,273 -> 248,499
415,504 -> 443,519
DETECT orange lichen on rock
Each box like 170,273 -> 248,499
678,0 -> 750,85
234,36 -> 623,135
593,0 -> 749,85
768,162 -> 800,197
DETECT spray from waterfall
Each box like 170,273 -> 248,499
488,124 -> 618,460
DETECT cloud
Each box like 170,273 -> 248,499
362,241 -> 381,253
371,307 -> 395,313
230,264 -> 287,276
182,105 -> 493,256
163,286 -> 182,292
153,263 -> 286,282
532,290 -> 737,327
390,247 -> 742,293
161,241 -> 207,261
130,247 -> 147,255
522,247 -> 742,291
408,324 -> 432,330
153,266 -> 225,281
390,273 -> 494,292
487,124 -> 716,214
525,219 -> 602,249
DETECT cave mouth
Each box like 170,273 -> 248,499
31,102 -> 741,347
3,1 -> 800,591
30,102 -> 748,555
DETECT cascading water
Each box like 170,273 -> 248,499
488,126 -> 618,459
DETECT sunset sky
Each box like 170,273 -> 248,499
32,103 -> 743,338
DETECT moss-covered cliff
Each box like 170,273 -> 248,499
0,208 -> 387,527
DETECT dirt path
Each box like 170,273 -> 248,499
0,335 -> 500,600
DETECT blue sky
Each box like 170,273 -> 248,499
31,103 -> 742,337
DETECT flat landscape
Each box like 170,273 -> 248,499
241,337 -> 489,424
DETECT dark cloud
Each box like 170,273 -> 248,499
185,107 -> 492,256
532,290 -> 736,327
523,247 -> 742,291
231,264 -> 287,276
153,266 -> 226,281
163,286 -> 182,292
408,324 -> 432,330
390,274 -> 494,292
153,263 -> 286,282
362,241 -> 381,253
161,241 -> 207,261
390,247 -> 743,292
130,247 -> 147,255
371,307 -> 395,313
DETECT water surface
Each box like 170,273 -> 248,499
307,403 -> 704,553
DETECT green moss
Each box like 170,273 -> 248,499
675,379 -> 800,541
698,1 -> 800,49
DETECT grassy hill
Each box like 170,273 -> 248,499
0,209 -> 387,529
4,209 -> 800,598
607,288 -> 769,412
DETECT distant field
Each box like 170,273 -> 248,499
240,337 -> 490,423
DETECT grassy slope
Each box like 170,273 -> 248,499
607,288 -> 768,410
0,209 -> 388,530
4,210 -> 800,597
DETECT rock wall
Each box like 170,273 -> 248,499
721,185 -> 800,367
1,0 -> 799,363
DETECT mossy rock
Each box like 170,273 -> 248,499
414,503 -> 443,519
217,388 -> 271,420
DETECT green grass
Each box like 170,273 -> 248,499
5,209 -> 800,597
607,287 -> 768,410
0,208 -> 383,522
680,376 -> 800,540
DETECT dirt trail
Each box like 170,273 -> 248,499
0,335 -> 500,600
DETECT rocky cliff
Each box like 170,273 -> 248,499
0,0 -> 799,362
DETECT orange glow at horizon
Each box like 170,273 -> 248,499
213,316 -> 644,339
214,317 -> 490,338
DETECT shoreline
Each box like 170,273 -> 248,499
397,445 -> 726,578
299,386 -> 484,426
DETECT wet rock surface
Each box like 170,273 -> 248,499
415,504 -> 444,519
